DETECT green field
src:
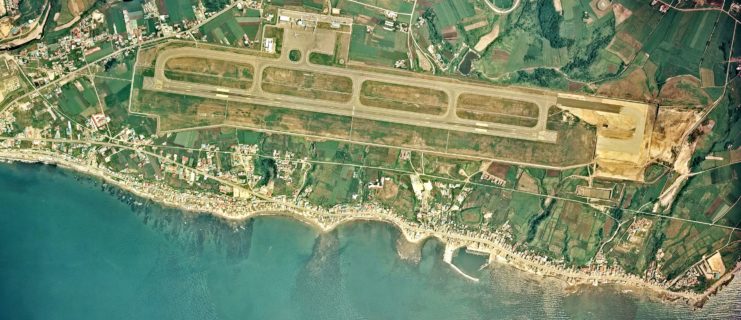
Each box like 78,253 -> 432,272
349,25 -> 408,66
58,78 -> 100,117
642,10 -> 719,82
164,0 -> 197,23
85,42 -> 115,63
493,0 -> 514,8
351,0 -> 414,13
199,8 -> 258,46
431,0 -> 475,28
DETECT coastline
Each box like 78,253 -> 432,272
0,147 -> 735,308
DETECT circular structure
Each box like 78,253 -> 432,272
485,0 -> 520,14
596,0 -> 610,11
289,49 -> 302,62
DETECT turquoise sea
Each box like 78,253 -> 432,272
0,163 -> 739,319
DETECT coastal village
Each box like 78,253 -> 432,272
0,0 -> 740,310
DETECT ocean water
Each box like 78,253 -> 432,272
0,163 -> 739,320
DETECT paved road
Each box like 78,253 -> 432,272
149,47 -> 560,142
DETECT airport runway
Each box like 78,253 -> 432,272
149,47 -> 561,142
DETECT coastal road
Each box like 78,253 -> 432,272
149,47 -> 559,143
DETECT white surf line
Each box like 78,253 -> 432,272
446,261 -> 480,282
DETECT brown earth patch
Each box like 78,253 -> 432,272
517,171 -> 540,193
699,68 -> 715,87
375,178 -> 399,200
607,31 -> 642,63
262,67 -> 353,102
490,49 -> 510,62
165,57 -> 254,78
612,3 -> 632,25
596,68 -> 651,101
649,108 -> 699,163
457,93 -> 539,127
658,76 -> 712,106
360,80 -> 448,115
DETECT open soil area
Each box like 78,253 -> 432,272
596,68 -> 652,101
165,57 -> 255,78
658,76 -> 711,106
456,93 -> 539,127
360,81 -> 448,115
164,57 -> 254,90
261,67 -> 353,103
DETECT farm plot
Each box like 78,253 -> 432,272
261,67 -> 353,102
360,80 -> 448,115
163,0 -> 196,23
352,0 -> 413,13
58,78 -> 101,118
430,0 -> 475,29
349,25 -> 408,66
642,10 -> 719,81
456,93 -> 539,127
199,8 -> 262,47
531,200 -> 605,265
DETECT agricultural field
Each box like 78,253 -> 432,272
16,0 -> 46,22
3,0 -> 741,299
473,0 -> 573,78
351,0 -> 414,13
427,0 -> 475,29
57,77 -> 101,119
492,0 -> 514,9
642,9 -> 719,83
198,7 -> 262,47
349,25 -> 408,67
359,81 -> 448,115
412,0 -> 485,68
56,0 -> 97,26
307,163 -> 361,207
93,74 -> 157,137
698,14 -> 737,89
84,42 -> 115,63
529,200 -> 606,265
163,0 -> 197,23
456,94 -> 539,127
261,67 -> 354,102
268,0 -> 324,11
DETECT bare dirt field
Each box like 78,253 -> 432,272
349,118 -> 449,151
165,57 -> 254,78
699,68 -> 715,87
359,81 -> 449,115
517,171 -> 540,193
447,120 -> 597,166
659,76 -> 711,106
649,108 -> 700,163
225,101 -> 352,139
457,93 -> 539,127
164,57 -> 255,90
261,67 -> 353,103
596,68 -> 651,101
607,31 -> 642,63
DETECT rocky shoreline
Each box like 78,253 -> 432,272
0,148 -> 735,309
